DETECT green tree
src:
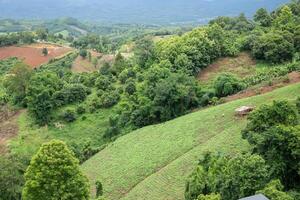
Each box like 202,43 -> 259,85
36,28 -> 48,40
79,49 -> 88,59
88,51 -> 92,62
42,48 -> 48,56
185,153 -> 270,200
134,37 -> 155,68
257,180 -> 294,200
0,156 -> 24,200
220,154 -> 270,200
242,101 -> 300,187
254,8 -> 272,27
185,166 -> 208,200
252,31 -> 294,63
22,140 -> 90,200
273,5 -> 295,31
26,72 -> 62,125
3,62 -> 32,106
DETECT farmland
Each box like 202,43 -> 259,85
0,43 -> 73,68
81,82 -> 300,200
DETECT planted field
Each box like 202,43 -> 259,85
0,43 -> 73,68
81,83 -> 300,200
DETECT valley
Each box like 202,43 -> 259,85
0,1 -> 300,200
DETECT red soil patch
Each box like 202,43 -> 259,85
198,52 -> 256,82
0,43 -> 73,68
0,108 -> 23,155
225,72 -> 300,102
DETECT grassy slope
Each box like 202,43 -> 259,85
81,83 -> 300,200
9,108 -> 112,161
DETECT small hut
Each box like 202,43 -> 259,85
235,106 -> 255,116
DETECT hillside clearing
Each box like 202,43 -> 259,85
81,82 -> 300,200
197,52 -> 256,84
0,43 -> 73,68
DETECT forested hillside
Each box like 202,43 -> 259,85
0,0 -> 300,200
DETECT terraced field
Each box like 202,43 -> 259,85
81,82 -> 300,200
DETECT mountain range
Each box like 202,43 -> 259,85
0,0 -> 290,24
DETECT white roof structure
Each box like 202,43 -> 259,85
239,194 -> 269,200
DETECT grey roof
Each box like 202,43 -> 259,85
239,194 -> 269,200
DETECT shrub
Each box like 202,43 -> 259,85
79,49 -> 87,59
124,80 -> 136,95
76,105 -> 86,115
53,84 -> 89,106
96,181 -> 103,197
257,180 -> 293,200
95,76 -> 112,91
61,109 -> 77,123
104,115 -> 120,138
214,73 -> 245,97
296,97 -> 300,112
197,193 -> 221,200
99,91 -> 120,108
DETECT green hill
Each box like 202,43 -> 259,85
81,82 -> 300,200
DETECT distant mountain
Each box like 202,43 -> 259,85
0,0 -> 290,24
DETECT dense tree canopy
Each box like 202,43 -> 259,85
22,140 -> 90,200
242,101 -> 300,188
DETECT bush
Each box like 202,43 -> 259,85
257,180 -> 294,200
53,84 -> 89,106
104,115 -> 120,138
197,193 -> 221,200
79,49 -> 87,59
96,180 -> 103,197
76,105 -> 86,115
68,141 -> 99,163
95,76 -> 112,91
99,91 -> 120,108
296,97 -> 300,112
214,73 -> 245,97
124,80 -> 136,95
61,109 -> 77,123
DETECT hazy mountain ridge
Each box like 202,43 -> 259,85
0,0 -> 289,24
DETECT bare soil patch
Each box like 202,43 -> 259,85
198,52 -> 256,83
0,43 -> 73,68
72,56 -> 97,73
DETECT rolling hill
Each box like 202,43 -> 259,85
0,0 -> 290,24
81,82 -> 300,200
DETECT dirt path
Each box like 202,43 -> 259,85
0,108 -> 23,154
225,72 -> 300,102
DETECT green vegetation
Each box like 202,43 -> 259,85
1,1 -> 300,200
81,83 -> 300,200
22,140 -> 90,200
185,100 -> 300,199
